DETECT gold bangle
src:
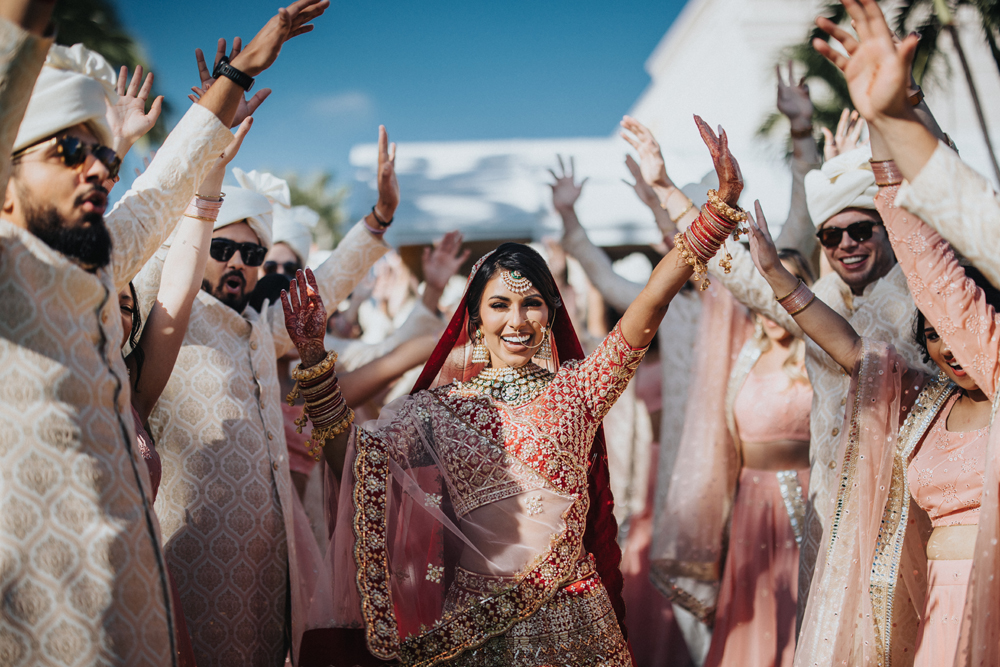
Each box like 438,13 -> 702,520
908,88 -> 924,106
183,214 -> 216,222
668,200 -> 695,224
774,279 -> 803,303
291,350 -> 338,382
706,189 -> 747,223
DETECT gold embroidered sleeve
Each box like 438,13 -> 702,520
565,320 -> 647,421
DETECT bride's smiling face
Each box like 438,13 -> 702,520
477,273 -> 550,369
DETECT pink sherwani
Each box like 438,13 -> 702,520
135,220 -> 387,666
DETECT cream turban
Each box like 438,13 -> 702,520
14,43 -> 118,153
805,145 -> 879,227
215,168 -> 278,248
272,204 -> 319,265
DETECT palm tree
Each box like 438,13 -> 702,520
285,171 -> 349,250
762,0 -> 1000,182
53,0 -> 169,145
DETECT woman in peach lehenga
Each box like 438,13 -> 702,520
745,151 -> 1000,666
650,250 -> 813,667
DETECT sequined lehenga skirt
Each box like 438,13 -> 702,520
442,555 -> 632,666
704,468 -> 808,667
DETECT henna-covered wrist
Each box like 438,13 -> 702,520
298,342 -> 328,369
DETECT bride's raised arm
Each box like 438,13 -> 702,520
619,116 -> 748,348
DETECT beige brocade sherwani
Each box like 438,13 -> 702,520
703,242 -> 933,623
0,102 -> 232,665
135,221 -> 387,666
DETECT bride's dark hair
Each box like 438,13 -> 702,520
465,243 -> 562,340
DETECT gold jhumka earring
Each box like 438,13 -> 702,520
533,325 -> 552,361
471,329 -> 490,364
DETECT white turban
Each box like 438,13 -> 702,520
805,145 -> 879,227
215,168 -> 277,248
272,204 -> 319,265
14,43 -> 118,152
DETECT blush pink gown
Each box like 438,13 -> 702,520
704,368 -> 812,667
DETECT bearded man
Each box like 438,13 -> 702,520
0,3 -> 327,664
133,137 -> 398,665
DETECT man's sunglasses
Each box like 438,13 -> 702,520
263,260 -> 301,276
13,135 -> 122,179
815,220 -> 879,248
210,238 -> 267,267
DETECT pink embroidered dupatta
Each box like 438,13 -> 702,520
649,284 -> 753,620
298,251 -> 632,666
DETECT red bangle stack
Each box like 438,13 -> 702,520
287,350 -> 355,461
673,192 -> 746,290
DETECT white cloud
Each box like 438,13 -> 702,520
307,91 -> 374,119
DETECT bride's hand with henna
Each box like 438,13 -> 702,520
280,268 -> 329,368
694,115 -> 744,207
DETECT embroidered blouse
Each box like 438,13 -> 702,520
733,369 -> 812,445
907,393 -> 988,528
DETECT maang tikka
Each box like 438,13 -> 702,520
471,329 -> 490,364
500,269 -> 533,295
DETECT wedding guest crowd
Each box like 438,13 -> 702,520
2,0 -> 1000,665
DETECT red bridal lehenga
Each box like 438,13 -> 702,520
299,252 -> 643,666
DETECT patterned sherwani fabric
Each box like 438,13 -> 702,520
703,241 -> 932,623
135,220 -> 387,667
0,102 -> 231,666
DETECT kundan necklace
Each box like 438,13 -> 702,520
465,362 -> 554,406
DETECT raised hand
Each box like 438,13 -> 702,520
821,108 -> 867,159
229,0 -> 329,77
197,117 -> 255,198
188,38 -> 272,128
746,200 -> 793,287
776,60 -> 813,131
374,125 -> 399,222
693,115 -> 744,207
422,230 -> 470,293
812,0 -> 918,122
623,154 -> 661,212
281,268 -> 328,367
620,115 -> 672,190
106,65 -> 164,157
548,155 -> 588,213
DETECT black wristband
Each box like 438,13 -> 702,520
212,55 -> 254,91
371,204 -> 393,227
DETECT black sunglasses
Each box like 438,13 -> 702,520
816,220 -> 879,248
14,135 -> 122,179
263,260 -> 301,276
210,238 -> 267,267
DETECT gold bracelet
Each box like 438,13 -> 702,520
669,200 -> 695,224
706,189 -> 747,223
774,279 -> 803,303
787,294 -> 816,316
291,350 -> 338,382
183,214 -> 216,222
305,408 -> 356,461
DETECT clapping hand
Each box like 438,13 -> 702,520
422,230 -> 470,294
106,66 -> 163,158
619,115 -> 671,190
694,116 -> 744,207
821,108 -> 867,159
548,155 -> 588,214
813,0 -> 918,123
776,60 -> 813,132
281,268 -> 329,368
188,38 -> 272,128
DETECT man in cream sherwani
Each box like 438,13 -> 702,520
0,3 -> 327,664
134,142 -> 398,665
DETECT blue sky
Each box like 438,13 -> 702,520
115,1 -> 686,198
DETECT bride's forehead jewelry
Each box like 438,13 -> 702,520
500,269 -> 533,295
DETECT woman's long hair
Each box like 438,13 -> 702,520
124,281 -> 145,386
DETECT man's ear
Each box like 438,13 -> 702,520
3,177 -> 18,216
